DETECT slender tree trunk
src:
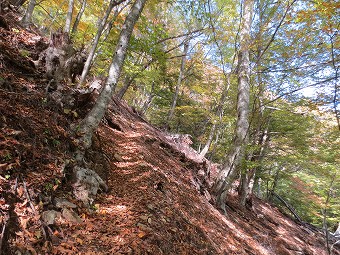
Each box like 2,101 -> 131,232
252,174 -> 262,198
116,54 -> 151,99
239,114 -> 270,205
238,167 -> 256,206
213,0 -> 254,213
117,75 -> 134,99
207,126 -> 222,161
9,0 -> 26,6
64,0 -> 75,33
71,0 -> 87,35
116,64 -> 151,99
78,0 -> 115,86
167,38 -> 189,126
328,34 -> 340,131
78,0 -> 128,86
267,166 -> 281,201
322,173 -> 336,255
200,80 -> 230,158
75,0 -> 147,156
21,0 -> 36,27
92,4 -> 129,65
199,124 -> 216,158
101,1 -> 130,42
237,121 -> 262,195
141,81 -> 156,114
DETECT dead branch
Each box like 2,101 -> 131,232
22,177 -> 47,240
271,191 -> 302,223
0,217 -> 7,254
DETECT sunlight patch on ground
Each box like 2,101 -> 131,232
114,161 -> 140,168
99,204 -> 129,214
125,132 -> 143,138
130,171 -> 152,182
293,236 -> 304,244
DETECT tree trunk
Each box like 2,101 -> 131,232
267,166 -> 281,201
9,0 -> 26,6
200,80 -> 230,159
199,123 -> 216,159
322,173 -> 337,255
21,0 -> 36,27
44,30 -> 75,85
167,38 -> 189,126
213,0 -> 254,213
71,0 -> 87,35
75,0 -> 147,155
116,57 -> 153,99
64,0 -> 75,34
141,81 -> 156,114
78,0 -> 115,86
207,127 -> 221,161
239,120 -> 270,205
238,167 -> 256,206
91,4 -> 128,66
101,1 -> 130,42
78,0 -> 128,86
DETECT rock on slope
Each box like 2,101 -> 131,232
0,11 -> 339,255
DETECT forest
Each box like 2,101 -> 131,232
0,0 -> 339,254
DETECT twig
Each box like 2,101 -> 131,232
22,177 -> 47,240
22,178 -> 36,214
331,240 -> 340,254
13,177 -> 18,193
0,217 -> 7,254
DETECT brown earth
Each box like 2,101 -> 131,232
0,11 -> 339,255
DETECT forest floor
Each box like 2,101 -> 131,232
0,10 -> 339,255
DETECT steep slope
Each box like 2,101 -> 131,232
0,11 -> 339,255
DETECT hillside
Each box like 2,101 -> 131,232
0,11 -> 339,255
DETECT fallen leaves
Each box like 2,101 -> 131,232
137,231 -> 147,239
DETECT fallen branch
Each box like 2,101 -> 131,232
0,217 -> 7,254
331,240 -> 340,253
22,177 -> 47,240
271,191 -> 302,223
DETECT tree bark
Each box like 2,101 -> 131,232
44,30 -> 75,85
213,0 -> 254,213
167,38 -> 190,127
75,0 -> 147,155
21,0 -> 36,27
78,0 -> 128,86
64,0 -> 75,33
71,0 -> 87,35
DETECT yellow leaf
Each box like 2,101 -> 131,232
35,230 -> 42,239
76,237 -> 83,245
72,111 -> 78,117
138,231 -> 147,238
